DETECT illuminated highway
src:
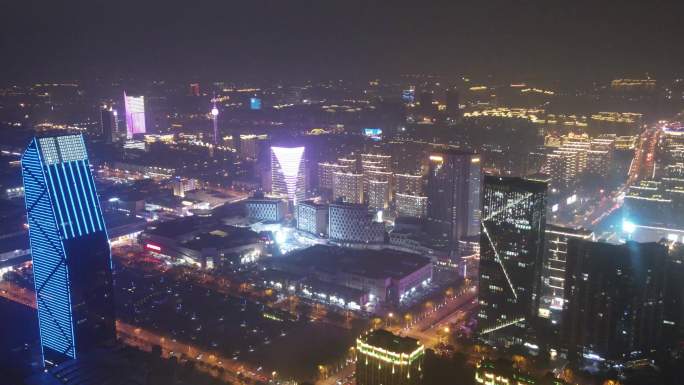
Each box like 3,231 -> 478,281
569,127 -> 661,229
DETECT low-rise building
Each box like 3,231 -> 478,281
328,202 -> 385,244
270,245 -> 432,304
296,200 -> 328,236
245,196 -> 286,222
356,329 -> 424,385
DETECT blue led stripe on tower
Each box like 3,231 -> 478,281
74,161 -> 96,233
82,160 -> 103,231
59,163 -> 82,237
49,165 -> 75,239
67,161 -> 91,234
41,165 -> 67,238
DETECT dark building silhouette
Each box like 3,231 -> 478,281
445,88 -> 460,119
562,240 -> 667,361
99,106 -> 118,143
425,150 -> 481,253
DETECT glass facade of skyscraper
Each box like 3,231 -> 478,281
477,175 -> 547,345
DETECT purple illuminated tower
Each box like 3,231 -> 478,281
271,146 -> 306,206
123,91 -> 146,139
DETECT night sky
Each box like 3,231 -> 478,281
2,0 -> 683,82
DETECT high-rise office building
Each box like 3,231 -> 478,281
238,134 -> 268,160
426,150 -> 481,251
663,245 -> 684,348
270,146 -> 306,206
418,91 -> 434,116
21,134 -> 116,366
123,92 -> 146,138
333,172 -> 364,204
538,225 -> 593,326
477,175 -> 547,345
562,240 -> 667,361
355,329 -> 424,385
99,106 -> 119,143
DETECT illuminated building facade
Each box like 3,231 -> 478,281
123,92 -> 146,138
296,200 -> 328,236
589,112 -> 643,136
270,146 -> 306,206
21,134 -> 116,366
338,157 -> 357,170
245,196 -> 286,222
361,153 -> 391,172
328,202 -> 384,244
538,225 -> 593,326
356,329 -> 424,385
367,179 -> 390,210
318,162 -> 351,192
475,360 -> 568,385
394,173 -> 423,195
171,177 -> 198,198
395,193 -> 427,219
544,133 -> 614,189
562,240 -> 667,361
478,175 -> 547,345
426,150 -> 481,251
333,172 -> 364,204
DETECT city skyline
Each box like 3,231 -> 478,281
1,3 -> 683,385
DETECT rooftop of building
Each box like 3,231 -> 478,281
485,174 -> 548,192
301,277 -> 366,300
145,216 -> 217,239
525,172 -> 553,184
298,199 -> 328,209
246,195 -> 285,203
329,201 -> 368,209
182,225 -> 259,250
277,245 -> 431,280
546,223 -> 593,237
358,329 -> 421,354
103,211 -> 147,229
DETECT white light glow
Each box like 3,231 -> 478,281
623,220 -> 636,234
272,146 -> 305,203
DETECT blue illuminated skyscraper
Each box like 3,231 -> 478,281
21,134 -> 116,366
